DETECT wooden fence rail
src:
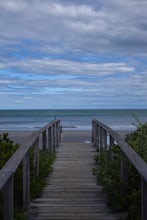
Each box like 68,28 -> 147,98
0,120 -> 61,220
91,119 -> 147,220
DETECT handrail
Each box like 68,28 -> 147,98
91,119 -> 147,220
0,119 -> 61,220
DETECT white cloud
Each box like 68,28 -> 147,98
0,58 -> 135,77
0,0 -> 147,108
1,0 -> 147,54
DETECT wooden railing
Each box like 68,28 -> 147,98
91,119 -> 147,220
0,120 -> 61,220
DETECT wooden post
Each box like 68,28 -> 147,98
99,126 -> 102,151
141,177 -> 147,220
93,122 -> 97,147
56,122 -> 59,148
120,152 -> 128,181
109,135 -> 115,160
58,121 -> 61,143
42,130 -> 47,152
52,125 -> 56,153
48,127 -> 52,153
92,122 -> 96,146
91,121 -> 94,143
23,151 -> 30,211
33,137 -> 39,177
103,129 -> 107,149
100,127 -> 107,151
51,126 -> 54,153
110,135 -> 114,146
96,124 -> 100,152
3,173 -> 13,220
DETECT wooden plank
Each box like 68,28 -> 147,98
27,142 -> 119,220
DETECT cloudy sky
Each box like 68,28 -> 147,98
0,0 -> 147,109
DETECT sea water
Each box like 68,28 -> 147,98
0,109 -> 146,131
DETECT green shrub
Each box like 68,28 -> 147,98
30,149 -> 56,200
94,146 -> 129,212
0,133 -> 19,168
0,133 -> 56,219
94,122 -> 147,220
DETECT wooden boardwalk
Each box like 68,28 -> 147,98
27,132 -> 120,220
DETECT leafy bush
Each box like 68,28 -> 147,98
0,133 -> 55,219
94,122 -> 147,220
30,149 -> 56,200
125,122 -> 147,162
0,133 -> 19,167
0,133 -> 20,219
94,146 -> 129,212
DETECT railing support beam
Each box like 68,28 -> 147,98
48,127 -> 52,153
3,173 -> 13,220
23,152 -> 30,211
42,130 -> 47,152
33,137 -> 39,177
142,177 -> 147,220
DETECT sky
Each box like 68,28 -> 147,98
0,0 -> 147,109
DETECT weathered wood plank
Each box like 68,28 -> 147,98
27,142 -> 119,220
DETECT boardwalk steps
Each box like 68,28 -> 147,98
27,142 -> 120,220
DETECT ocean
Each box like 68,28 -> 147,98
0,109 -> 146,131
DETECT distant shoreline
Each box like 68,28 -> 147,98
0,109 -> 146,131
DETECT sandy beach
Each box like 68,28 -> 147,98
0,130 -> 92,145
62,130 -> 132,143
62,130 -> 91,143
0,129 -> 133,147
0,130 -> 33,145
